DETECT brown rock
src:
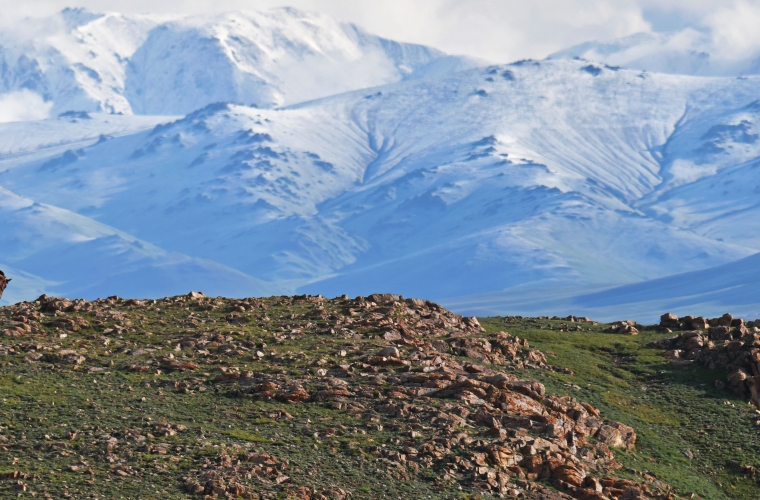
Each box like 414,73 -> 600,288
683,316 -> 709,330
708,325 -> 732,340
596,422 -> 636,449
709,313 -> 733,327
378,346 -> 400,358
607,321 -> 639,335
660,312 -> 679,328
52,349 -> 86,365
521,455 -> 544,474
500,391 -> 547,416
505,380 -> 546,400
553,464 -> 586,487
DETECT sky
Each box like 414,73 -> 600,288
1,0 -> 759,63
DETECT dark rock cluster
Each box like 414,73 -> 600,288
653,312 -> 760,407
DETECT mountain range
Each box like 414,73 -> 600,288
0,7 -> 477,116
1,7 -> 759,323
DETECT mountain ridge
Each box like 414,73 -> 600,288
2,58 -> 760,321
1,9 -> 759,324
0,7 -> 478,117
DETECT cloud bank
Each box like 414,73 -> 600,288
0,90 -> 54,123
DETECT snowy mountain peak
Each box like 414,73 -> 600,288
3,10 -> 760,322
0,7 -> 477,119
60,7 -> 105,29
3,58 -> 760,320
125,8 -> 476,114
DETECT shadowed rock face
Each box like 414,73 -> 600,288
0,271 -> 9,299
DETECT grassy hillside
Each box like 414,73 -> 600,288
0,294 -> 757,499
478,317 -> 760,499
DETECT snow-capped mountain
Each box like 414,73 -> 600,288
3,55 -> 760,322
0,7 -> 477,117
0,9 -> 160,116
125,8 -> 477,114
2,8 -> 760,322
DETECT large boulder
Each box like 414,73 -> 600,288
660,312 -> 679,329
708,325 -> 732,341
596,422 -> 636,449
681,316 -> 709,330
606,320 -> 639,335
708,313 -> 733,327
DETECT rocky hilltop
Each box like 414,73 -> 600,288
0,291 -> 681,499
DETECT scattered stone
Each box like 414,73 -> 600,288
378,346 -> 400,358
606,321 -> 639,335
0,293 -> 677,500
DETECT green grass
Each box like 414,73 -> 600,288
0,296 -> 476,499
2,294 -> 759,499
225,429 -> 272,443
479,317 -> 760,499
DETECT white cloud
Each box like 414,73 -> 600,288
706,0 -> 760,60
0,0 -> 756,63
0,90 -> 54,123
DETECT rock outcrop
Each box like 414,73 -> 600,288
653,312 -> 760,408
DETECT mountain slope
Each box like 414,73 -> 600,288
573,252 -> 760,321
2,59 -> 760,313
0,182 -> 272,306
125,8 -> 478,114
0,7 -> 476,117
0,9 -> 160,115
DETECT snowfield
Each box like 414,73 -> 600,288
1,8 -> 759,322
0,7 -> 477,116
